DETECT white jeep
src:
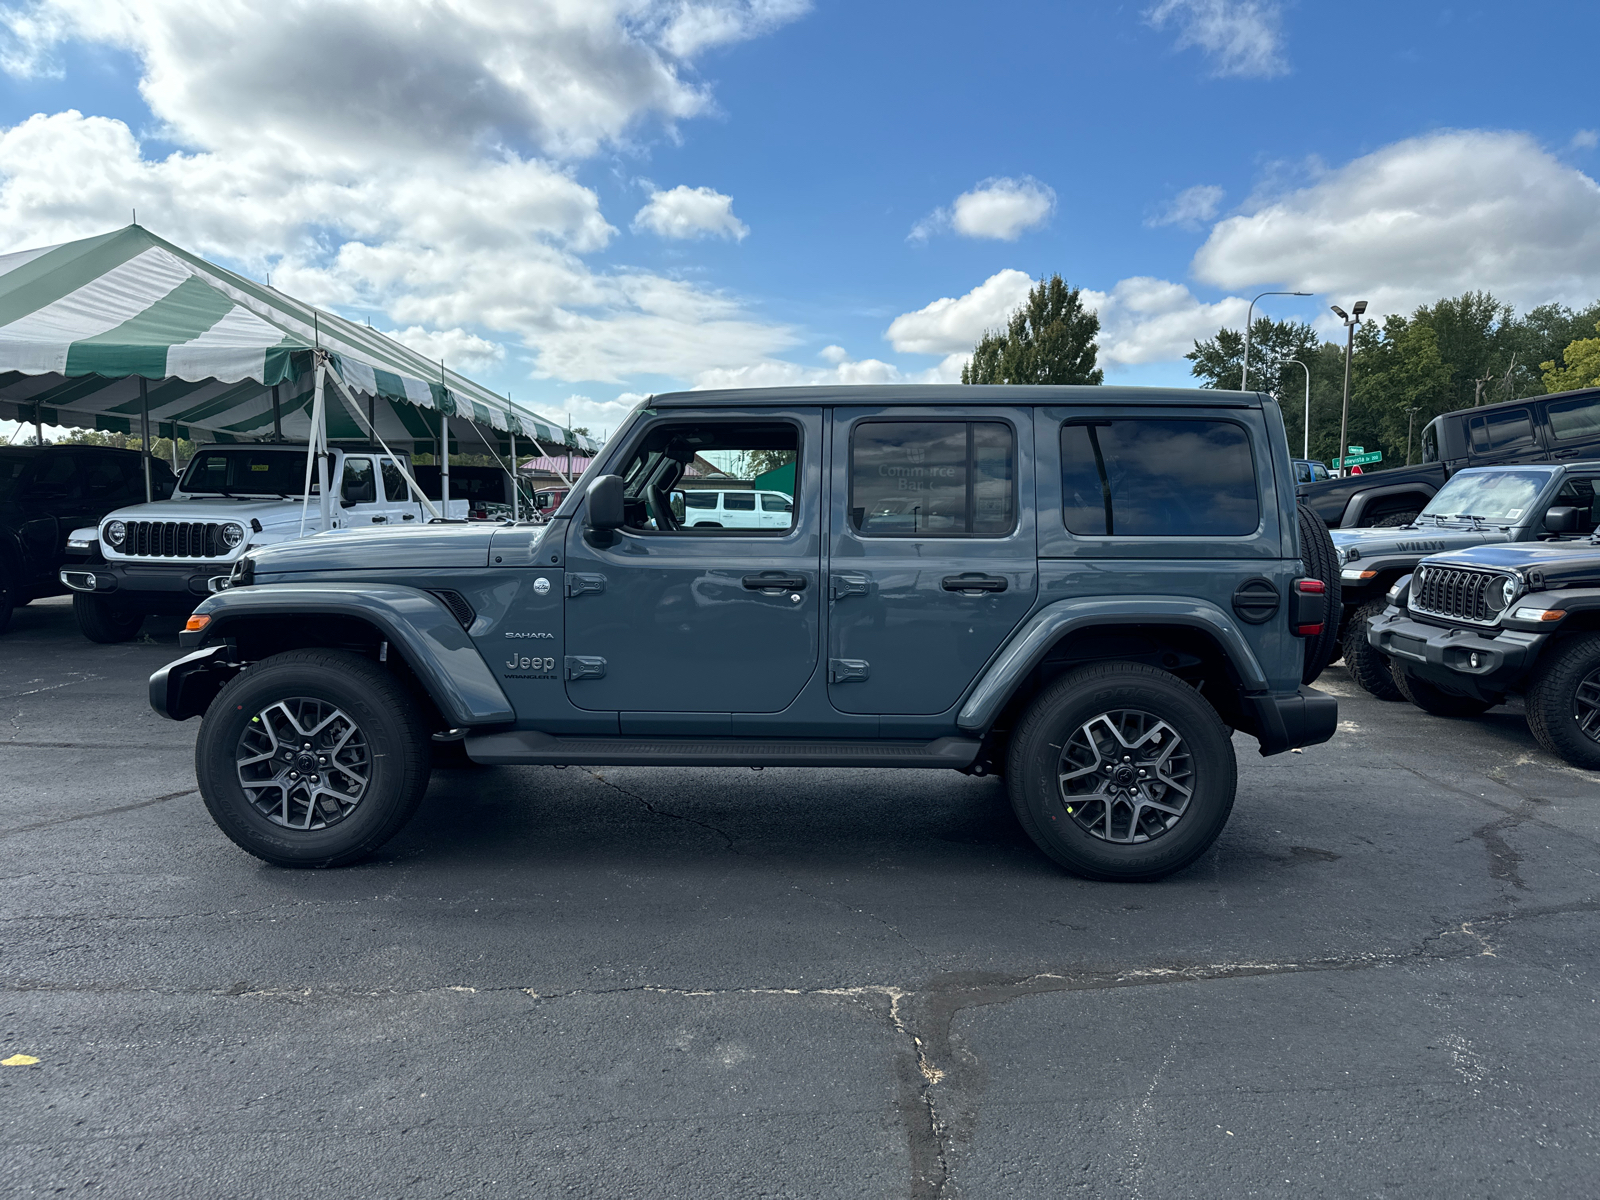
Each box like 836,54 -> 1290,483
60,444 -> 465,642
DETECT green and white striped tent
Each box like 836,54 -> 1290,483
0,224 -> 595,454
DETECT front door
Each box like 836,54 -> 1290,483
827,407 -> 1039,715
562,407 -> 823,715
378,457 -> 425,526
337,455 -> 386,527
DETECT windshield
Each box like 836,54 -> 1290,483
180,449 -> 308,496
1419,470 -> 1549,524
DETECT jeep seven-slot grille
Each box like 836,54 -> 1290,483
1412,566 -> 1501,624
121,520 -> 230,559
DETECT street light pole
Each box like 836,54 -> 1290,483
1331,301 -> 1368,476
1240,289 -> 1313,391
1286,359 -> 1312,459
1406,405 -> 1422,465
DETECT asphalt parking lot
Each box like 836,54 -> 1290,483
3,595 -> 1599,1199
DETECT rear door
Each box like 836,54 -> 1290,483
378,457 -> 424,526
826,407 -> 1038,715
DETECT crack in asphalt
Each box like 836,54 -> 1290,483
0,788 -> 198,839
13,901 -> 1593,1199
581,768 -> 736,851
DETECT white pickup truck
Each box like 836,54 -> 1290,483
60,444 -> 465,642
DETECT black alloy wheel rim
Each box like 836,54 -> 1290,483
1575,669 -> 1600,743
235,698 -> 371,829
1057,709 -> 1194,844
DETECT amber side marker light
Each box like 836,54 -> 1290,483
185,614 -> 211,632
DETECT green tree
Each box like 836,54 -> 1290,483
961,274 -> 1103,385
1540,322 -> 1600,392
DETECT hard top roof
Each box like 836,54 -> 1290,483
646,384 -> 1262,408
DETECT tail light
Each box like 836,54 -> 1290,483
1290,578 -> 1325,637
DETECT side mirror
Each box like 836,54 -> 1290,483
585,474 -> 625,538
1544,506 -> 1581,534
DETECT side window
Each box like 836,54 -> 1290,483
1554,476 -> 1600,533
615,421 -> 799,534
1469,408 -> 1533,454
1422,421 -> 1440,463
380,458 -> 411,502
1293,462 -> 1311,484
341,456 -> 376,503
24,453 -> 80,499
761,493 -> 792,512
1547,394 -> 1600,442
849,421 -> 1016,537
82,454 -> 125,500
1061,418 -> 1258,537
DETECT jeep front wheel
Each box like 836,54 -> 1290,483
1006,663 -> 1237,882
1391,662 -> 1494,718
1524,635 -> 1600,768
1342,599 -> 1404,700
73,593 -> 144,642
195,649 -> 431,867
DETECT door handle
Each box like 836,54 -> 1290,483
371,515 -> 387,524
742,573 -> 808,591
401,513 -> 415,520
941,573 -> 1007,593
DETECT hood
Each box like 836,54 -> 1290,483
1424,541 -> 1600,589
100,497 -> 302,525
1329,524 -> 1498,559
251,522 -> 515,573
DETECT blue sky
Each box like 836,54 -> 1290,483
2,1 -> 1598,437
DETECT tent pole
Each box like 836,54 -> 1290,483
440,411 -> 450,519
171,427 -> 179,474
139,377 -> 152,502
367,394 -> 376,448
509,430 -> 518,520
316,366 -> 332,533
272,385 -> 281,441
33,401 -> 42,447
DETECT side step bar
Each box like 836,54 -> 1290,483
463,730 -> 981,769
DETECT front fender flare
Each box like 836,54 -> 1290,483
185,582 -> 514,726
956,595 -> 1270,734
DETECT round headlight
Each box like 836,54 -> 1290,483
104,520 -> 125,549
1414,566 -> 1427,587
221,522 -> 245,549
1487,576 -> 1517,613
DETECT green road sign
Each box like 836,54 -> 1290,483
1347,445 -> 1364,454
1330,450 -> 1383,468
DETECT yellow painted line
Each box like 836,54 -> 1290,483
2,1054 -> 40,1066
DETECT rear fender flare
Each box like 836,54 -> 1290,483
184,583 -> 514,726
1343,484 -> 1437,528
956,596 -> 1270,734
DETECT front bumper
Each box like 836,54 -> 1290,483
60,559 -> 234,602
1242,686 -> 1338,756
1367,608 -> 1546,699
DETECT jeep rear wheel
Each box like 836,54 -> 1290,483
1391,662 -> 1495,719
1524,635 -> 1600,768
195,649 -> 431,867
1342,599 -> 1404,700
1006,663 -> 1237,882
72,593 -> 144,643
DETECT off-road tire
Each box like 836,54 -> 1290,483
1298,502 -> 1342,685
196,649 -> 431,867
1524,635 -> 1600,768
1371,509 -> 1422,528
1006,662 -> 1237,882
73,593 -> 144,643
1342,598 -> 1404,700
1391,662 -> 1495,719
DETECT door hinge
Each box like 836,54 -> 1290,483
565,655 -> 607,680
830,574 -> 870,600
566,573 -> 606,597
828,658 -> 870,683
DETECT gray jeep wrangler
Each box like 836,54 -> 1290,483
151,385 -> 1338,882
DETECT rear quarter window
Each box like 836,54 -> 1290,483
1061,418 -> 1259,536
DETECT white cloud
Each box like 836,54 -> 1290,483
632,184 -> 749,241
654,0 -> 812,59
0,4 -> 806,389
1192,130 -> 1600,317
885,269 -> 1035,355
1148,183 -> 1225,228
1081,277 -> 1250,366
1573,129 -> 1598,151
693,352 -> 903,390
1145,0 -> 1287,79
910,177 -> 1055,242
384,326 -> 505,372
